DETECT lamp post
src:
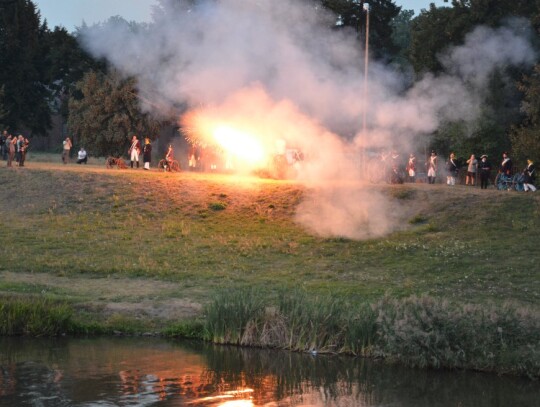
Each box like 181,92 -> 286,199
361,2 -> 370,177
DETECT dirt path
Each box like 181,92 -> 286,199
0,271 -> 203,322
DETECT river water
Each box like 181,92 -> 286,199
0,337 -> 537,407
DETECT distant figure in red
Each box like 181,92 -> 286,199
188,146 -> 197,171
128,135 -> 141,169
164,145 -> 174,170
427,151 -> 438,184
406,153 -> 416,183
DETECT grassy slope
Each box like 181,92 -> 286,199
0,162 -> 538,326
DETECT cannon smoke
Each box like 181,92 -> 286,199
80,0 -> 535,239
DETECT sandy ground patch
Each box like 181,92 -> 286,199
0,271 -> 203,321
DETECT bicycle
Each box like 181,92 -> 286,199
105,157 -> 128,169
157,159 -> 180,172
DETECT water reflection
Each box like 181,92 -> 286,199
0,337 -> 537,406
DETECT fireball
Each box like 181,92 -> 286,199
182,108 -> 275,171
212,125 -> 267,166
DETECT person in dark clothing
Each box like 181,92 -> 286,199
479,155 -> 491,189
446,152 -> 458,186
0,130 -> 6,160
500,152 -> 512,176
523,159 -> 536,192
143,138 -> 152,170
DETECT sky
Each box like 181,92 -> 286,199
34,0 -> 449,32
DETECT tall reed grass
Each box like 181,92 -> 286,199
0,296 -> 75,336
202,291 -> 540,377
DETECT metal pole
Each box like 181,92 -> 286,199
361,3 -> 370,178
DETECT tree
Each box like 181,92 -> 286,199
0,85 -> 9,129
409,0 -> 540,75
316,0 -> 401,60
41,26 -> 104,117
0,0 -> 51,134
511,64 -> 540,165
409,4 -> 471,74
68,70 -> 161,157
390,8 -> 414,69
409,1 -> 540,161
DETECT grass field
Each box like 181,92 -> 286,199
1,158 -> 538,375
1,160 -> 538,305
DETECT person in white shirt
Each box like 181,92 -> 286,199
76,147 -> 87,164
129,135 -> 141,169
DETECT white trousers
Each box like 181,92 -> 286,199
131,149 -> 139,162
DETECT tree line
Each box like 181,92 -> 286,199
1,0 -> 539,162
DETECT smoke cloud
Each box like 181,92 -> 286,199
80,0 -> 536,239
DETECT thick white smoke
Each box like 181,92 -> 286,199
80,0 -> 536,239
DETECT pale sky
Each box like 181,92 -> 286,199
34,0 -> 449,32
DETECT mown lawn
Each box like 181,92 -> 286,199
0,162 -> 538,321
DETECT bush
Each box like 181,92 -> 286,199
202,292 -> 540,377
0,296 -> 75,336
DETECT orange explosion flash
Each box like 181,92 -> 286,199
182,110 -> 276,171
212,125 -> 267,166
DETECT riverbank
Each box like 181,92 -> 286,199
0,161 -> 539,377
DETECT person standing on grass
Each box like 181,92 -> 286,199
466,154 -> 478,186
62,137 -> 72,164
16,135 -> 24,165
164,144 -> 174,170
0,130 -> 6,160
128,135 -> 141,169
500,151 -> 512,176
523,159 -> 536,192
479,155 -> 491,189
406,153 -> 416,183
18,136 -> 29,167
427,151 -> 437,184
446,152 -> 458,186
6,134 -> 15,167
143,138 -> 152,170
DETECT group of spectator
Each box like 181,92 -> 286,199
61,135 -> 174,170
397,150 -> 536,191
3,130 -> 536,192
423,151 -> 535,191
0,130 -> 29,167
61,137 -> 87,165
127,135 -> 161,170
128,135 -> 175,170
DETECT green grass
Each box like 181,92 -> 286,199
0,165 -> 538,305
0,163 -> 539,375
0,295 -> 75,336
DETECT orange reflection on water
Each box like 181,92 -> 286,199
218,400 -> 254,407
189,388 -> 254,406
